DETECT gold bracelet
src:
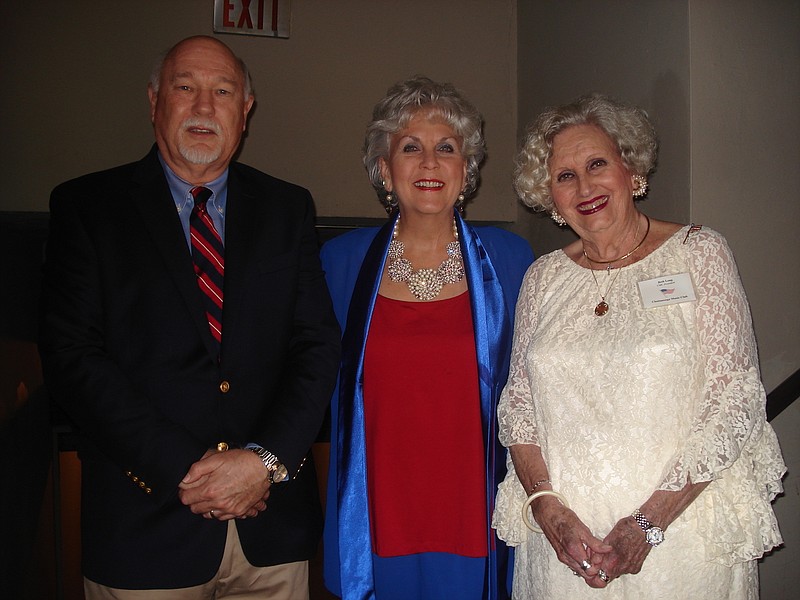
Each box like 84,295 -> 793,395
521,489 -> 569,534
527,479 -> 552,495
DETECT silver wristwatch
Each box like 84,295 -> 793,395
244,443 -> 289,484
632,509 -> 664,546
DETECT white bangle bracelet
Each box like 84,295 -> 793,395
522,489 -> 569,533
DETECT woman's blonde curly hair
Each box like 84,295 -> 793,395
514,93 -> 658,211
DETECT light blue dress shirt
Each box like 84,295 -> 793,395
158,153 -> 229,249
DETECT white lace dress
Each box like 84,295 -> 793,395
493,226 -> 785,599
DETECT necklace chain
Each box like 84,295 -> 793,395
582,215 -> 650,266
583,214 -> 650,317
386,215 -> 464,301
587,265 -> 623,316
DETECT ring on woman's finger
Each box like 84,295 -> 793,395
580,559 -> 591,571
598,569 -> 610,582
571,569 -> 580,576
209,509 -> 216,518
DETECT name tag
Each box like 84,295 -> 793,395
638,273 -> 696,308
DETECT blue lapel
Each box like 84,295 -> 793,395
337,217 -> 394,600
458,214 -> 513,598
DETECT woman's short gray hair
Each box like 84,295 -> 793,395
514,93 -> 658,211
364,76 -> 485,202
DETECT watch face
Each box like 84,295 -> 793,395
646,527 -> 665,546
272,463 -> 289,483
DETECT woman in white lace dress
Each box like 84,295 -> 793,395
493,94 -> 785,599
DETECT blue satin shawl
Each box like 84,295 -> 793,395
324,212 -> 532,599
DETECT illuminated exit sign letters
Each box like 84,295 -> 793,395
213,0 -> 291,38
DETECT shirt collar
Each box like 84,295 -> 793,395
157,152 -> 229,218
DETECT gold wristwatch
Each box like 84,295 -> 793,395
244,443 -> 289,484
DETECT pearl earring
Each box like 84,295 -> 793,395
550,209 -> 567,226
633,175 -> 648,198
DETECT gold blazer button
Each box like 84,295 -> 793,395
219,380 -> 231,393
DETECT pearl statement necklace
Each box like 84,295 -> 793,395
386,215 -> 465,301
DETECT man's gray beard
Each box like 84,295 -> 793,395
179,145 -> 222,165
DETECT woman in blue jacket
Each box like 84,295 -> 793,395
321,76 -> 534,600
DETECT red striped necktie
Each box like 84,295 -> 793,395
189,186 -> 224,347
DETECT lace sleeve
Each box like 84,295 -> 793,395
659,230 -> 784,492
494,263 -> 543,545
497,259 -> 543,448
658,230 -> 785,564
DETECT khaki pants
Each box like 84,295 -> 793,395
84,520 -> 309,600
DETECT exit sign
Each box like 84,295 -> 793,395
213,0 -> 291,38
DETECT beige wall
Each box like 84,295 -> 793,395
518,1 -> 799,597
689,0 -> 800,392
689,2 -> 800,597
515,0 -> 691,248
0,0 -> 518,222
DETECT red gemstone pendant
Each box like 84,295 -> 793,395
594,301 -> 609,317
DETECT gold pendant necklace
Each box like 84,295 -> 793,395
587,266 -> 623,316
582,215 -> 650,316
386,215 -> 464,301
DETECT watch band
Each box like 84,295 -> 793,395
631,509 -> 665,546
631,509 -> 652,530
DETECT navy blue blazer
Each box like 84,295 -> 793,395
39,146 -> 341,588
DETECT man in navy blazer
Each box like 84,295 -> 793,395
39,36 -> 340,598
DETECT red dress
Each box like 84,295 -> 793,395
363,292 -> 487,557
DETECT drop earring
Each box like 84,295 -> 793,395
455,192 -> 466,214
384,192 -> 397,214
